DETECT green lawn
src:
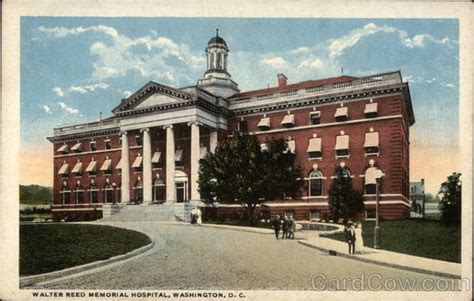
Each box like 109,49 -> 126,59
321,219 -> 461,263
20,224 -> 151,276
205,220 -> 273,229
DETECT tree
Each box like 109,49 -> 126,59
438,172 -> 462,225
328,165 -> 365,223
198,133 -> 302,225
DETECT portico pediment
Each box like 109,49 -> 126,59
112,81 -> 193,114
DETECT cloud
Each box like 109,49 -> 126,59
290,47 -> 310,54
123,90 -> 132,97
41,105 -> 52,114
68,83 -> 109,94
445,83 -> 455,88
298,58 -> 324,69
327,22 -> 458,58
261,57 -> 287,70
38,25 -> 118,38
53,87 -> 64,97
57,102 -> 79,114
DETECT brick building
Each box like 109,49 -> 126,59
47,32 -> 415,221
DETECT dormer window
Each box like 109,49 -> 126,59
310,111 -> 321,125
364,128 -> 379,156
281,112 -> 295,128
334,106 -> 348,122
364,101 -> 378,118
257,115 -> 271,131
335,131 -> 349,158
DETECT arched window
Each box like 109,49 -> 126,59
75,182 -> 84,204
89,182 -> 99,203
134,179 -> 143,204
104,182 -> 114,204
309,169 -> 324,197
60,183 -> 70,204
153,177 -> 165,203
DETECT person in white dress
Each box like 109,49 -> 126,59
353,223 -> 364,254
196,207 -> 202,224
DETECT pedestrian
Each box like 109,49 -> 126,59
190,207 -> 197,224
196,207 -> 202,224
281,215 -> 289,239
287,218 -> 295,239
344,223 -> 356,254
271,215 -> 282,240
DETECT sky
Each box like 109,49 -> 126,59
20,17 -> 460,194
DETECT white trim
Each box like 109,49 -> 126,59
52,208 -> 102,212
245,115 -> 404,136
301,196 -> 329,200
262,202 -> 328,207
54,148 -> 121,158
364,200 -> 411,207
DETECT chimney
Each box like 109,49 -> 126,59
277,73 -> 287,88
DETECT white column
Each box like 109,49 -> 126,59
142,128 -> 152,204
210,130 -> 218,154
164,125 -> 175,202
120,131 -> 130,204
190,122 -> 201,200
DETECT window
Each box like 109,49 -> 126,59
105,140 -> 112,150
89,141 -> 97,152
237,120 -> 248,133
86,159 -> 97,176
257,116 -> 271,131
60,183 -> 70,204
334,106 -> 348,122
134,179 -> 143,204
104,182 -> 114,204
310,111 -> 320,125
71,160 -> 83,176
132,154 -> 143,171
365,184 -> 376,195
71,142 -> 82,153
175,149 -> 184,166
153,177 -> 165,203
100,157 -> 112,176
286,139 -> 296,154
366,209 -> 376,219
308,170 -> 323,197
89,183 -> 99,203
364,130 -> 379,156
364,102 -> 378,118
75,183 -> 84,204
58,161 -> 69,177
310,210 -> 321,221
364,165 -> 383,195
152,151 -> 162,169
335,134 -> 349,158
281,113 -> 295,128
135,135 -> 142,146
307,136 -> 322,159
57,144 -> 69,154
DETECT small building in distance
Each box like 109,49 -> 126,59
410,178 -> 425,217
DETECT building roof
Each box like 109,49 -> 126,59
230,75 -> 357,99
208,35 -> 227,46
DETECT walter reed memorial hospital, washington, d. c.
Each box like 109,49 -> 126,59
47,32 -> 415,222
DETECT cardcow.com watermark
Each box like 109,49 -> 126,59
311,273 -> 471,291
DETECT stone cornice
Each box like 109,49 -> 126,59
229,85 -> 406,117
47,128 -> 120,144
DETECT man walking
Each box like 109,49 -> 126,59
344,223 -> 356,254
271,215 -> 282,240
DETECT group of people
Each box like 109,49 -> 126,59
190,207 -> 202,225
271,215 -> 296,240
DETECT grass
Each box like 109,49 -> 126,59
321,219 -> 461,263
20,224 -> 151,276
205,219 -> 273,229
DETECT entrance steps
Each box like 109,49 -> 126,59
100,202 -> 194,222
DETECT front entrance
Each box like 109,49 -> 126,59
175,170 -> 188,203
